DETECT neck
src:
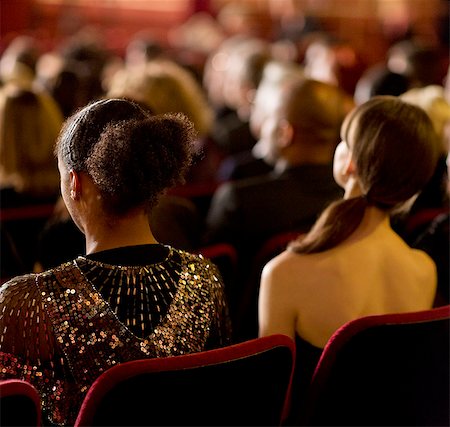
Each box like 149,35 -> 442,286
346,205 -> 389,244
84,210 -> 158,254
275,144 -> 334,173
341,177 -> 390,243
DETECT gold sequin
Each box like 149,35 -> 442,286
0,248 -> 231,426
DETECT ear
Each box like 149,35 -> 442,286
69,169 -> 82,200
278,119 -> 294,148
344,155 -> 357,176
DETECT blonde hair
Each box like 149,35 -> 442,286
108,59 -> 213,137
0,84 -> 63,195
400,85 -> 450,153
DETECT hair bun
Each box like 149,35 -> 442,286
86,112 -> 196,215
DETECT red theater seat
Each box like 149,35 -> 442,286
300,305 -> 450,426
75,334 -> 295,426
0,379 -> 41,426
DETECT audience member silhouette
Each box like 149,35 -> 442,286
302,33 -> 366,96
124,32 -> 165,68
0,84 -> 62,201
0,98 -> 231,426
36,55 -> 85,118
257,96 -> 441,423
354,63 -> 410,105
210,36 -> 272,160
217,59 -> 304,181
0,83 -> 63,272
205,77 -> 352,271
400,84 -> 450,305
0,35 -> 41,87
387,39 -> 448,90
392,84 -> 450,243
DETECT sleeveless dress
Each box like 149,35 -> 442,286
0,245 -> 231,425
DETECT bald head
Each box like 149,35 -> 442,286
282,78 -> 353,147
252,77 -> 354,169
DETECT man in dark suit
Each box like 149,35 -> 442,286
203,76 -> 354,339
205,77 -> 353,261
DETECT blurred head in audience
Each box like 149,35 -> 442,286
36,53 -> 85,118
108,59 -> 213,139
168,12 -> 226,57
0,83 -> 63,196
354,64 -> 410,105
125,32 -> 165,68
303,34 -> 365,96
221,37 -> 272,122
400,84 -> 450,155
203,35 -> 248,112
57,28 -> 111,103
0,35 -> 41,87
249,59 -> 304,139
252,77 -> 353,171
216,1 -> 269,38
387,40 -> 447,89
401,83 -> 450,200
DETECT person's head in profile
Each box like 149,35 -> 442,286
252,77 -> 353,171
55,97 -> 196,253
258,96 -> 441,354
295,95 -> 441,254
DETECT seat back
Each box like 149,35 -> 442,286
197,242 -> 238,287
0,379 -> 41,426
75,334 -> 295,426
405,207 -> 450,237
236,231 -> 302,341
197,243 -> 239,330
302,305 -> 450,426
1,203 -> 56,274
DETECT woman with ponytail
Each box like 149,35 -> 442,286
0,98 -> 231,426
259,96 -> 440,343
258,96 -> 441,421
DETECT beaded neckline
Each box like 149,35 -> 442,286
71,262 -> 163,342
75,245 -> 175,270
73,247 -> 181,341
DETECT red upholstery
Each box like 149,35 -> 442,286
300,305 -> 450,426
75,334 -> 295,426
405,207 -> 450,235
196,242 -> 239,329
0,204 -> 55,222
251,231 -> 302,269
0,379 -> 41,426
196,242 -> 238,269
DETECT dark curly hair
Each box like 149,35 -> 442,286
56,98 -> 196,215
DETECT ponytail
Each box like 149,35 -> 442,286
289,96 -> 440,255
289,196 -> 367,254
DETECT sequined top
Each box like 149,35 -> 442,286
0,245 -> 231,426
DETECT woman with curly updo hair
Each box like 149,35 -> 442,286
0,98 -> 231,426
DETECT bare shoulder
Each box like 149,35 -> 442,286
261,249 -> 311,287
409,247 -> 438,278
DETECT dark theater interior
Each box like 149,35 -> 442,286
0,1 -> 449,426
